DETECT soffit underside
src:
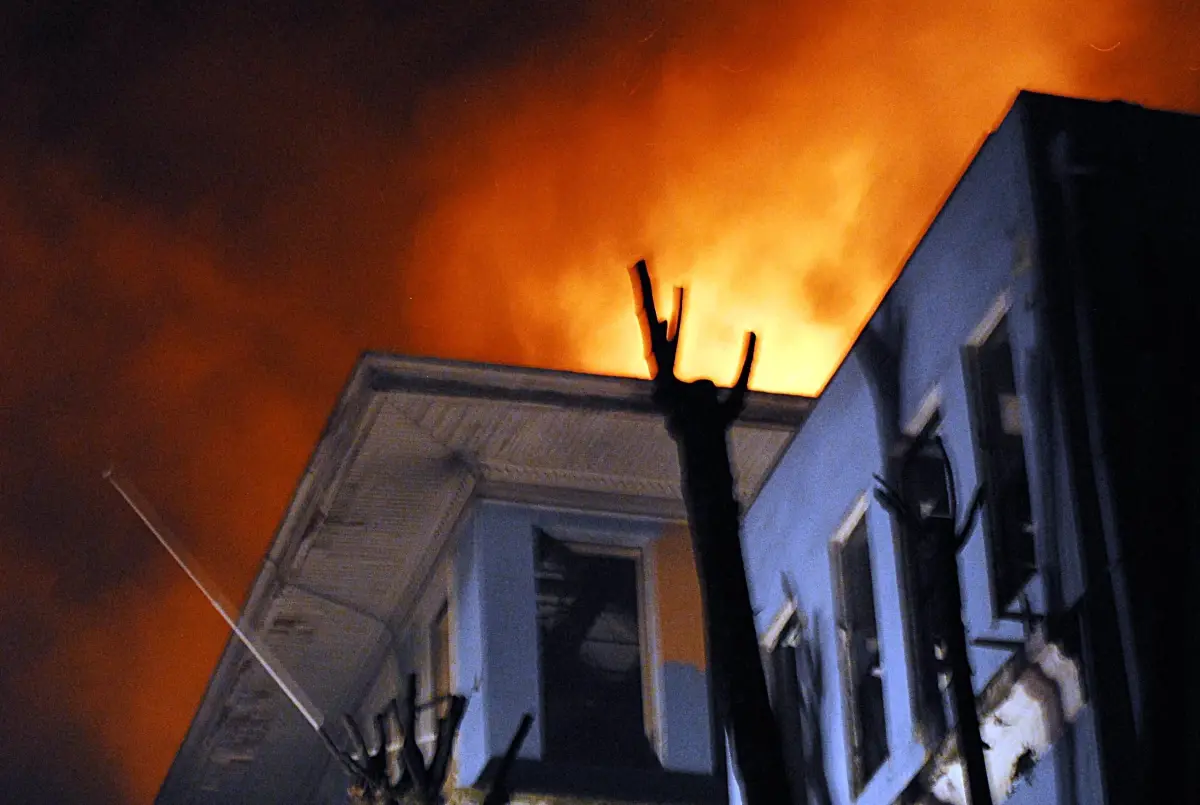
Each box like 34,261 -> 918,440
162,361 -> 810,804
281,390 -> 798,627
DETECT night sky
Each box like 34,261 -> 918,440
2,2 -> 1198,802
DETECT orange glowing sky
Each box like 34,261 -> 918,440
1,1 -> 1198,802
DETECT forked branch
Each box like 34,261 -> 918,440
631,259 -> 683,381
626,257 -> 786,805
630,259 -> 757,421
345,673 -> 468,805
721,332 -> 757,425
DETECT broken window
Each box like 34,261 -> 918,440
832,513 -> 888,792
892,415 -> 951,744
765,610 -> 815,805
534,529 -> 660,769
965,315 -> 1036,608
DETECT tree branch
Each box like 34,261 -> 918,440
721,331 -> 757,424
400,673 -> 431,794
427,695 -> 467,793
482,714 -> 534,805
955,484 -> 987,552
630,259 -> 680,381
343,714 -> 369,763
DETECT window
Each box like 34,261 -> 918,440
764,607 -> 815,805
892,414 -> 951,744
429,601 -> 451,715
409,600 -> 455,782
965,314 -> 1036,609
417,601 -> 453,758
832,509 -> 888,792
534,529 -> 659,769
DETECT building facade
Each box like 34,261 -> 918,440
158,92 -> 1197,805
739,91 -> 1197,805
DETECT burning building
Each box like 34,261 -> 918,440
157,91 -> 1196,805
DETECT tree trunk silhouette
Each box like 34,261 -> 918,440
630,260 -> 791,805
859,303 -> 993,805
874,441 -> 992,805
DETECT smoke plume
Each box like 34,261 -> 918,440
1,1 -> 1196,801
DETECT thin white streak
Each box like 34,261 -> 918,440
103,467 -> 325,734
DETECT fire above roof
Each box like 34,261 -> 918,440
158,353 -> 813,804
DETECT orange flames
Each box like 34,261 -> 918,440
401,0 -> 1199,394
1,1 -> 1198,802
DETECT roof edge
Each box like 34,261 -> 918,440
360,352 -> 814,427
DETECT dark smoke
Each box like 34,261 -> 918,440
2,2 -> 1197,802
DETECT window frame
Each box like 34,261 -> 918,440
533,530 -> 658,766
429,600 -> 451,709
414,591 -> 455,767
761,601 -> 812,805
892,398 -> 952,748
963,296 -> 1037,613
829,495 -> 889,795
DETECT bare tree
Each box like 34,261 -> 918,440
344,673 -> 530,805
630,260 -> 791,805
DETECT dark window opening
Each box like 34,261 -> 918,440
766,614 -> 817,805
966,315 -> 1036,608
898,415 -> 951,523
535,529 -> 660,769
892,415 -> 951,744
833,515 -> 888,792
